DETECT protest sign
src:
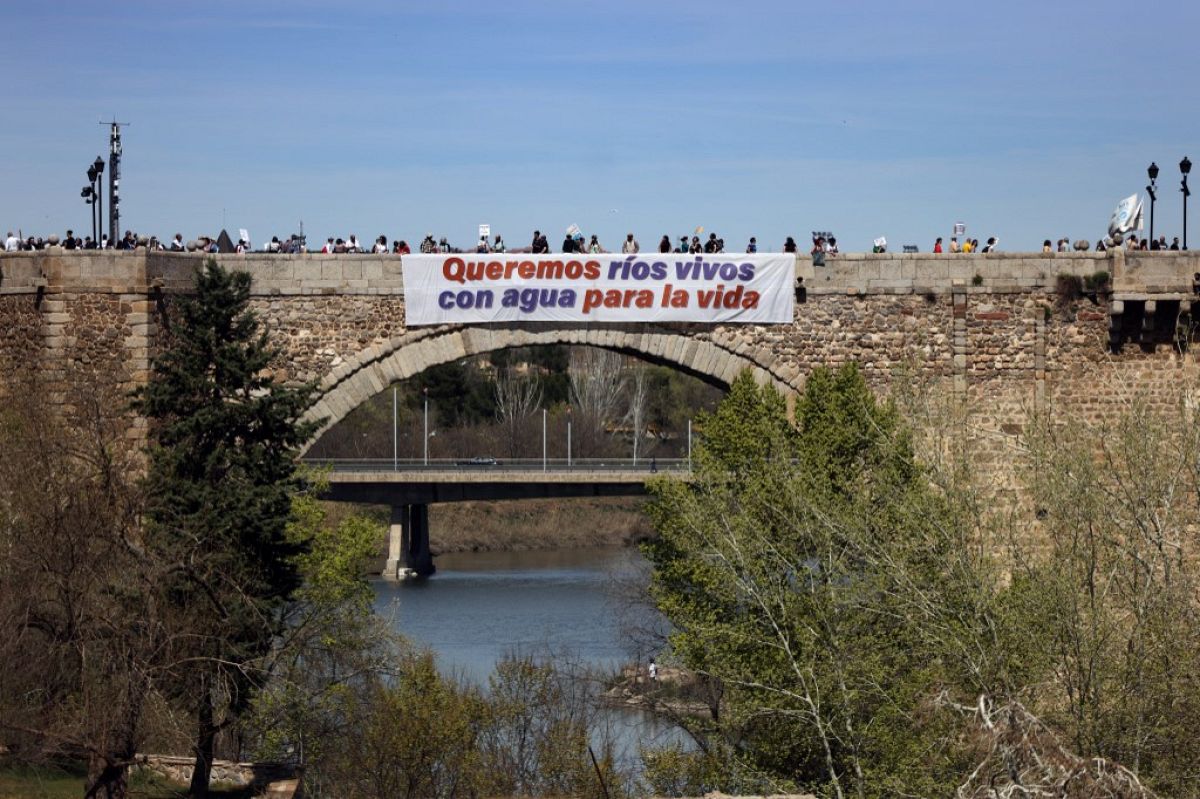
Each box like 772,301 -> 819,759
401,253 -> 795,326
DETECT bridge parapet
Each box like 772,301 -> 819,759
4,249 -> 1200,298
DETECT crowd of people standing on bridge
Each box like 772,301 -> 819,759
5,226 -> 1189,257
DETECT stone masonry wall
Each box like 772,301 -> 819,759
3,249 -> 1200,464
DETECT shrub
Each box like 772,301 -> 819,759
1055,274 -> 1083,303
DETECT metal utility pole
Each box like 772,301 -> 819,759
101,120 -> 128,243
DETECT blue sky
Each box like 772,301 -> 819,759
1,0 -> 1197,251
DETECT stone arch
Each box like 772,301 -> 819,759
300,324 -> 799,452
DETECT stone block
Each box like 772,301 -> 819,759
291,262 -> 323,281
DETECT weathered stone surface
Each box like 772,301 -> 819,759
4,251 -> 1200,493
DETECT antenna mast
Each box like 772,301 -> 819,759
100,119 -> 129,243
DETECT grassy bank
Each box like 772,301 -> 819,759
329,496 -> 655,569
429,496 -> 654,553
0,762 -> 253,799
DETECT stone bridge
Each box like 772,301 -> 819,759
3,248 -> 1200,572
3,248 -> 1199,442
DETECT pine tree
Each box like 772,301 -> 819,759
133,259 -> 318,797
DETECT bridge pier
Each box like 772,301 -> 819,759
384,504 -> 436,579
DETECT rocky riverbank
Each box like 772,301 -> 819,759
603,663 -> 716,719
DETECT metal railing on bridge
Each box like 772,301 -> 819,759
300,457 -> 691,474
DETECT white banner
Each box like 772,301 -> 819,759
401,253 -> 796,326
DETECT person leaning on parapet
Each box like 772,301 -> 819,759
811,237 -> 827,266
746,236 -> 758,253
4,231 -> 19,252
704,233 -> 719,253
169,233 -> 184,251
1170,237 -> 1181,250
562,232 -> 580,253
933,237 -> 943,253
476,236 -> 490,254
622,233 -> 640,254
374,235 -> 389,254
949,236 -> 960,253
658,235 -> 671,254
493,234 -> 506,253
589,235 -> 605,254
530,230 -> 547,254
981,236 -> 998,253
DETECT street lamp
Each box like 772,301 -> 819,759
82,157 -> 105,245
92,157 -> 104,246
1147,162 -> 1159,247
422,386 -> 429,466
80,183 -> 96,242
566,406 -> 572,470
1182,156 -> 1192,250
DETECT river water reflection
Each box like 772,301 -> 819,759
371,547 -> 687,769
371,547 -> 644,683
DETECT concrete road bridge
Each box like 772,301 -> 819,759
309,457 -> 688,576
5,248 -> 1200,575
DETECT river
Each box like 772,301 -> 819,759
371,547 -> 686,769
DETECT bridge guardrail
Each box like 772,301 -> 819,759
300,457 -> 691,473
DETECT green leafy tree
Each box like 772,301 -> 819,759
241,475 -> 397,798
132,260 -> 318,797
324,651 -> 487,799
643,367 -> 973,798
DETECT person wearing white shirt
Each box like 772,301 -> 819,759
347,235 -> 361,253
4,232 -> 19,252
373,235 -> 388,254
170,233 -> 184,251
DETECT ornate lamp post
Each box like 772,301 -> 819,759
1147,162 -> 1159,246
92,157 -> 104,245
1182,156 -> 1192,250
80,178 -> 96,241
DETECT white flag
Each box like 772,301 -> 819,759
1108,194 -> 1144,238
